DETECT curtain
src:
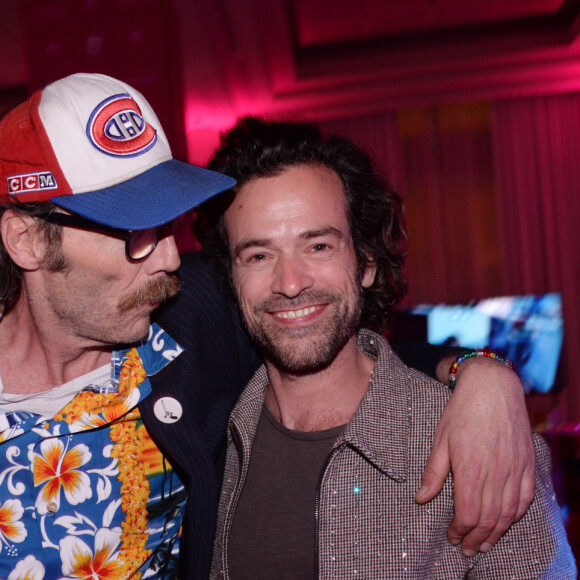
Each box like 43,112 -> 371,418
492,94 -> 580,425
397,104 -> 502,307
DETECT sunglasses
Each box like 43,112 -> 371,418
35,212 -> 160,261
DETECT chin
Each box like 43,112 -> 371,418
117,318 -> 152,345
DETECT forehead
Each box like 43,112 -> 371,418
224,165 -> 349,240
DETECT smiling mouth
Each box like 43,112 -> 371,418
272,305 -> 320,319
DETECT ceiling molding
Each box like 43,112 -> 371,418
178,0 -> 580,127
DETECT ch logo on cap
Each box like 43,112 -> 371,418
86,93 -> 157,158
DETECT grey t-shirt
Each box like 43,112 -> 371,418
228,405 -> 345,579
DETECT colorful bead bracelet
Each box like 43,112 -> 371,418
448,349 -> 515,390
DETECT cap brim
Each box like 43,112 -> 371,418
51,159 -> 235,230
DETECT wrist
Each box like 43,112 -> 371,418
448,350 -> 515,391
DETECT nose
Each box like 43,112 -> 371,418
270,254 -> 314,298
146,231 -> 181,274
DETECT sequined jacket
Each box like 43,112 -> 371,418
211,329 -> 576,579
0,324 -> 186,579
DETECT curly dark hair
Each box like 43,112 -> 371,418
0,201 -> 64,312
198,116 -> 408,332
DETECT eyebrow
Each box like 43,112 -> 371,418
301,226 -> 344,240
233,226 -> 344,256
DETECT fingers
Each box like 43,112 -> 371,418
514,448 -> 536,522
447,446 -> 536,556
415,440 -> 451,504
454,472 -> 516,556
445,460 -> 486,552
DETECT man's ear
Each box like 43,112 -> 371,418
1,210 -> 45,271
361,254 -> 377,288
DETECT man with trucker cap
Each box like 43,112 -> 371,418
0,73 -> 538,578
0,72 -> 234,578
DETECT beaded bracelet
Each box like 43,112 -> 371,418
448,349 -> 515,390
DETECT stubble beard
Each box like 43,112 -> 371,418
242,288 -> 363,374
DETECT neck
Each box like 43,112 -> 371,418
263,333 -> 375,432
0,296 -> 111,395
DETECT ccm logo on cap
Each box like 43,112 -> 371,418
87,93 -> 157,158
8,172 -> 57,194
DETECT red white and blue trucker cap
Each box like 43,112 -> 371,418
0,72 -> 235,230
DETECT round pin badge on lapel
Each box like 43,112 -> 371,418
153,397 -> 183,424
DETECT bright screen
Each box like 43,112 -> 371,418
408,293 -> 563,394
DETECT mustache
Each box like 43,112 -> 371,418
118,274 -> 181,313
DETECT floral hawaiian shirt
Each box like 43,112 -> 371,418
0,323 -> 186,580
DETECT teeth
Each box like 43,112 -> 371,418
275,306 -> 317,319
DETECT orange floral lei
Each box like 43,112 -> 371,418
56,348 -> 151,578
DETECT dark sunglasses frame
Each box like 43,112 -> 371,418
34,212 -> 159,261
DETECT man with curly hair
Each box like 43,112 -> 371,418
204,117 -> 575,579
